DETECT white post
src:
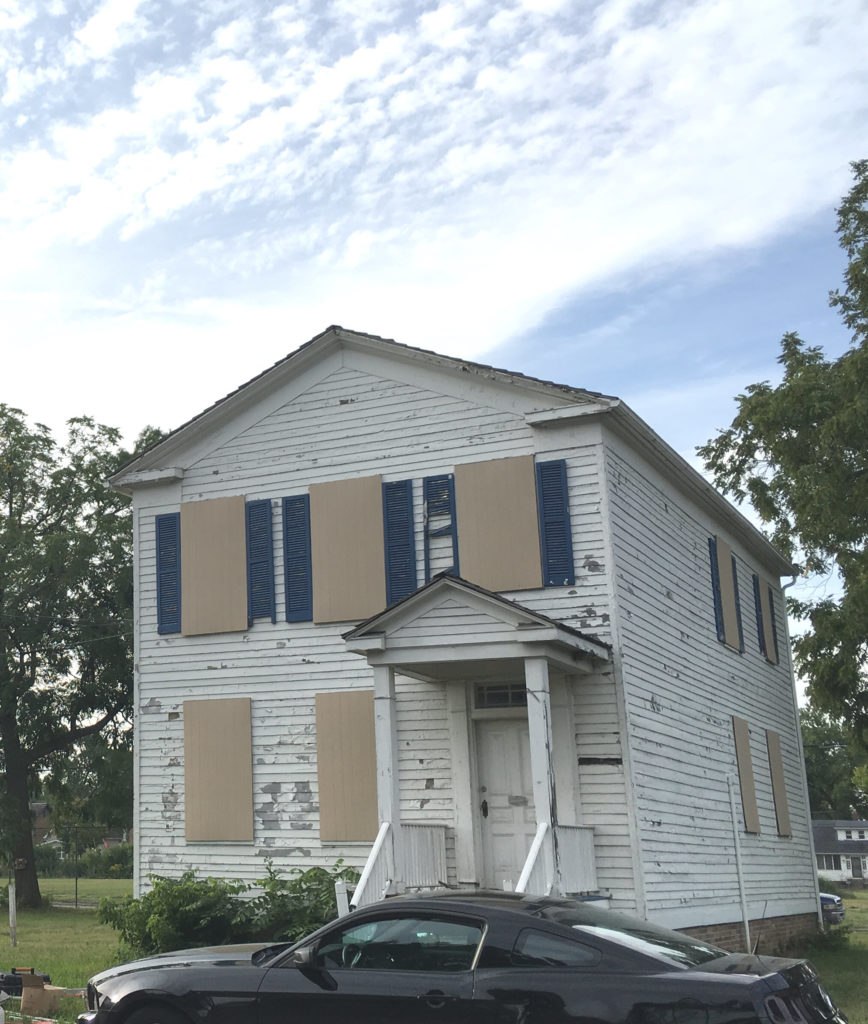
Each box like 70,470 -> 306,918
525,657 -> 557,894
728,777 -> 751,952
334,880 -> 350,918
8,882 -> 16,947
373,665 -> 401,892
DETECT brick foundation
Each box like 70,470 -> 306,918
680,913 -> 819,954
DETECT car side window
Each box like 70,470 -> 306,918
511,928 -> 599,968
315,914 -> 484,972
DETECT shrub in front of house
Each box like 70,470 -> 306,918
98,862 -> 358,957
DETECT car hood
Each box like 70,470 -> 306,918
90,944 -> 270,986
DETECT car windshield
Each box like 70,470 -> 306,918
537,904 -> 725,967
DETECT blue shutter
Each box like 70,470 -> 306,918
731,553 -> 744,652
753,574 -> 766,656
283,495 -> 312,622
535,459 -> 574,586
423,474 -> 459,581
383,480 -> 417,605
246,499 -> 276,624
768,586 -> 780,663
156,512 -> 181,635
708,538 -> 725,642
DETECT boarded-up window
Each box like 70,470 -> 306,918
310,476 -> 386,623
180,496 -> 247,636
454,456 -> 543,592
766,729 -> 792,836
184,698 -> 254,842
753,575 -> 779,665
316,691 -> 377,841
709,537 -> 743,652
732,716 -> 760,834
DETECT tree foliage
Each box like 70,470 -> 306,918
0,408 -> 159,906
699,161 -> 868,741
41,731 -> 133,837
800,706 -> 868,819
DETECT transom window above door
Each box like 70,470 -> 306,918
475,683 -> 527,710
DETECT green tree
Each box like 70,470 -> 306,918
699,160 -> 868,741
42,730 -> 134,842
800,706 -> 868,819
0,408 -> 158,907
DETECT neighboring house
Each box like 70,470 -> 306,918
113,326 -> 820,950
30,801 -> 52,844
813,819 -> 868,884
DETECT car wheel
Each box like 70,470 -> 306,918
124,1005 -> 189,1024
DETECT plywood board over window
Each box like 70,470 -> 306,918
758,579 -> 779,664
184,697 -> 254,842
310,476 -> 386,623
180,496 -> 247,635
713,537 -> 743,651
316,691 -> 377,842
766,729 -> 792,836
454,455 -> 543,592
732,716 -> 761,834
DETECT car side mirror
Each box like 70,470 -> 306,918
289,946 -> 314,968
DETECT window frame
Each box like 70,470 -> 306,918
310,912 -> 486,973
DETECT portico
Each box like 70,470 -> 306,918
343,575 -> 611,905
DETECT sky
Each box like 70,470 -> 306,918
1,0 -> 865,468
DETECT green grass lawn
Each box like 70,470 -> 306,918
1,905 -> 122,1020
793,886 -> 868,1024
37,877 -> 133,905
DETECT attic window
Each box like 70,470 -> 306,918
475,683 -> 527,710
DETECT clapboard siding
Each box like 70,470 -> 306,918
131,344 -> 813,929
602,434 -> 814,920
133,366 -> 613,887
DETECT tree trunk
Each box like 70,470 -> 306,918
0,717 -> 42,908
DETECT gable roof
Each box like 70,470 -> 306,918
111,325 -> 610,484
344,572 -> 611,653
812,819 -> 868,855
110,324 -> 793,576
343,574 -> 611,682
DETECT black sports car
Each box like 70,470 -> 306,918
78,891 -> 846,1024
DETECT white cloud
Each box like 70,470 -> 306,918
0,0 -> 864,440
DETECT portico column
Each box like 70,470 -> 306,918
373,664 -> 402,889
525,656 -> 557,893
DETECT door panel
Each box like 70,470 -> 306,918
476,718 -> 535,889
258,966 -> 474,1024
258,912 -> 482,1024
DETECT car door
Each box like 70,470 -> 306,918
257,911 -> 484,1024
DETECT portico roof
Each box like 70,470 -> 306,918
343,575 -> 611,683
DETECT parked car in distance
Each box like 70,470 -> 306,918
820,892 -> 845,925
79,891 -> 846,1024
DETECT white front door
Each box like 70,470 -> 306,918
476,717 -> 536,890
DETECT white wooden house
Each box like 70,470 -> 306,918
112,326 -> 821,949
813,820 -> 868,884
